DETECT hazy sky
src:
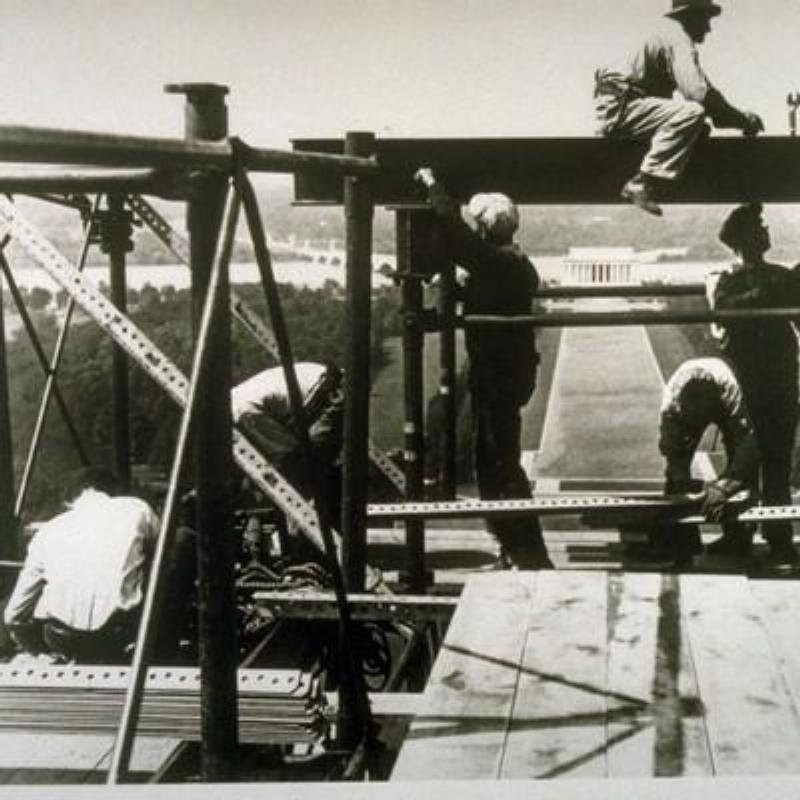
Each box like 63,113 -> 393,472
2,0 -> 799,146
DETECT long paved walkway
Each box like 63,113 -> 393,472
534,325 -> 665,481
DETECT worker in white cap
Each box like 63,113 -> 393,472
413,167 -> 551,570
594,0 -> 763,216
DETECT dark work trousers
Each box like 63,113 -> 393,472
43,611 -> 138,664
746,389 -> 798,546
471,382 -> 548,567
661,428 -> 757,556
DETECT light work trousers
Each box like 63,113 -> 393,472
596,95 -> 707,181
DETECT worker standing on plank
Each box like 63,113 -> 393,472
594,0 -> 763,216
413,167 -> 552,570
712,203 -> 800,570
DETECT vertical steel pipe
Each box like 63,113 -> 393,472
14,195 -> 100,517
239,169 -> 372,754
108,184 -> 240,785
0,251 -> 16,570
396,210 -> 427,593
166,82 -> 238,782
107,194 -> 131,491
341,131 -> 375,593
437,257 -> 457,499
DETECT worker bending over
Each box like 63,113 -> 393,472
232,362 -> 344,544
656,357 -> 759,566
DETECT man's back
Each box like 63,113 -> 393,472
597,17 -> 707,102
9,490 -> 158,632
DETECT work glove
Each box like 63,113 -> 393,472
741,112 -> 765,137
413,167 -> 436,188
701,482 -> 729,522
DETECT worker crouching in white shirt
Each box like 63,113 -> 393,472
2,467 -> 186,664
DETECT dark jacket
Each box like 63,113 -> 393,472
713,262 -> 800,396
427,183 -> 540,406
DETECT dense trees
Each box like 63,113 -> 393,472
6,280 -> 402,522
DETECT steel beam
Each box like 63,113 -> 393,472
252,591 -> 457,624
107,195 -> 131,491
463,306 -> 800,329
293,135 -> 800,205
0,168 -> 161,194
437,257 -> 457,499
0,124 -> 378,176
0,249 -> 15,570
396,210 -> 428,593
342,132 -> 376,592
536,284 -> 706,299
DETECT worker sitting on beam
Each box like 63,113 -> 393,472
2,467 -> 192,664
413,167 -> 553,570
594,0 -> 763,216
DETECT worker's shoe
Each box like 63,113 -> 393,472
486,550 -> 515,571
509,549 -> 555,571
493,544 -> 554,571
763,541 -> 800,573
621,175 -> 663,217
705,535 -> 753,560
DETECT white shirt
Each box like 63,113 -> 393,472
231,362 -> 327,422
4,490 -> 159,631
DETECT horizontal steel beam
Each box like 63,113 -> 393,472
0,125 -> 378,176
252,591 -> 457,623
368,494 -> 676,522
293,135 -> 800,205
462,306 -> 800,329
0,168 -> 161,194
537,283 -> 705,299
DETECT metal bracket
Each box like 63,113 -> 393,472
252,590 -> 457,624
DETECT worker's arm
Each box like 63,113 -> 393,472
667,32 -> 762,134
704,86 -> 763,134
712,270 -> 763,309
413,168 -> 539,296
3,541 -> 47,652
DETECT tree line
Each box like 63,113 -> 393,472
6,280 -> 403,521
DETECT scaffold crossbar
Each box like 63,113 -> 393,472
252,591 -> 457,622
367,495 -> 800,524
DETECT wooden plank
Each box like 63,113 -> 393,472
499,571 -> 607,779
605,572 -> 659,777
293,136 -> 800,206
677,603 -> 714,777
680,574 -> 800,774
750,580 -> 800,714
391,571 -> 537,780
0,732 -> 181,784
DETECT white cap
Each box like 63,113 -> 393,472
466,193 -> 519,239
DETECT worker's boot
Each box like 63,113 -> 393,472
763,534 -> 799,573
706,523 -> 754,560
621,173 -> 663,217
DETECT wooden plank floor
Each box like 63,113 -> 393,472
391,569 -> 800,780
